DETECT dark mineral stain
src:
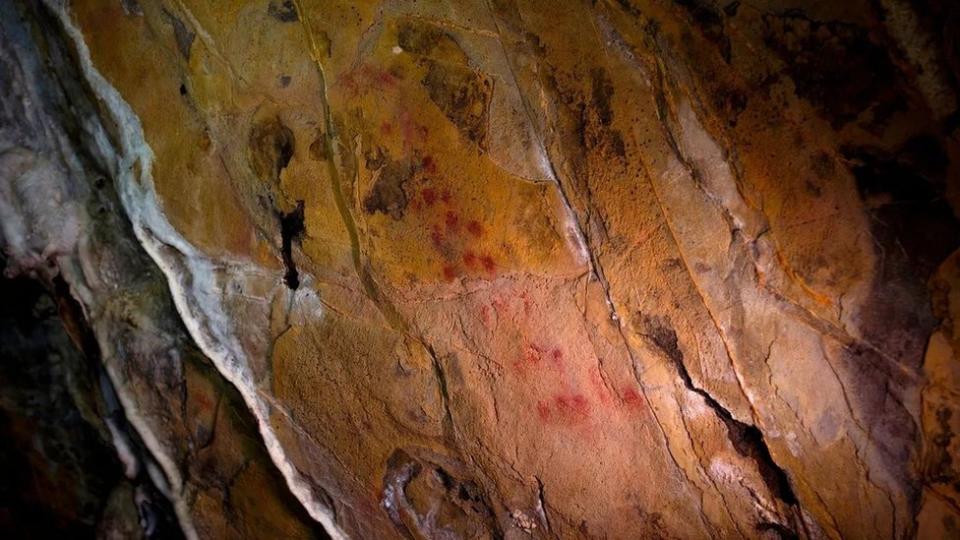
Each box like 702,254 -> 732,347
121,0 -> 143,16
267,0 -> 298,22
712,85 -> 747,126
278,201 -> 305,290
362,146 -> 385,170
837,135 -> 957,488
167,13 -> 195,60
845,135 -> 958,278
397,19 -> 446,55
675,0 -> 732,62
641,314 -> 682,364
580,68 -> 627,157
249,116 -> 295,185
310,133 -> 330,162
590,67 -> 615,127
420,61 -> 492,149
763,12 -> 898,128
927,406 -> 955,484
723,1 -> 741,17
363,159 -> 413,220
811,151 -> 835,181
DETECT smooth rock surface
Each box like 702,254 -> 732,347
1,0 -> 959,538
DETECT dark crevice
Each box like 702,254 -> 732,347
52,275 -> 186,540
757,520 -> 800,540
641,315 -> 799,509
0,264 -> 120,537
278,200 -> 305,290
426,344 -> 457,444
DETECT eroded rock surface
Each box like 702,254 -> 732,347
2,0 -> 960,538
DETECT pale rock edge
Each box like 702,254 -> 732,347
50,3 -> 346,538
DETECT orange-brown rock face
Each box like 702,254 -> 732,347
2,0 -> 960,538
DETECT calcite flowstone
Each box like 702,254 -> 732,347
1,0 -> 959,538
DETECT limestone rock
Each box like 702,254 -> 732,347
1,0 -> 959,538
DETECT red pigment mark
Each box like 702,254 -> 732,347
463,250 -> 477,267
445,211 -> 459,230
422,188 -> 437,206
512,344 -> 542,373
373,67 -> 399,86
519,291 -> 532,314
340,64 -> 399,96
467,220 -> 484,237
380,122 -> 393,135
430,226 -> 444,249
536,401 -> 552,421
193,391 -> 215,413
550,349 -> 564,370
397,110 -> 429,148
480,254 -> 496,273
622,388 -> 645,410
440,189 -> 452,204
442,265 -> 457,281
421,155 -> 436,174
480,305 -> 491,326
549,394 -> 591,424
513,344 -> 564,375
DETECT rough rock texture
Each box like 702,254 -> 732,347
1,0 -> 960,538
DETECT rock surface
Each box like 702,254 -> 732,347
1,0 -> 960,538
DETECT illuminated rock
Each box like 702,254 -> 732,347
1,0 -> 959,538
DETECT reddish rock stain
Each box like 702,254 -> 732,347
422,188 -> 437,206
546,394 -> 591,424
398,110 -> 428,148
442,264 -> 457,281
480,305 -> 491,326
440,189 -> 452,204
519,291 -> 532,314
550,349 -> 564,370
467,220 -> 484,237
463,250 -> 477,267
373,67 -> 399,86
536,401 -> 552,421
622,388 -> 645,410
480,254 -> 496,273
445,211 -> 459,230
340,65 -> 399,97
430,227 -> 444,249
421,155 -> 436,174
513,344 -> 566,376
194,391 -> 214,412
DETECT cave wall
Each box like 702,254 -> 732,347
1,0 -> 960,538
